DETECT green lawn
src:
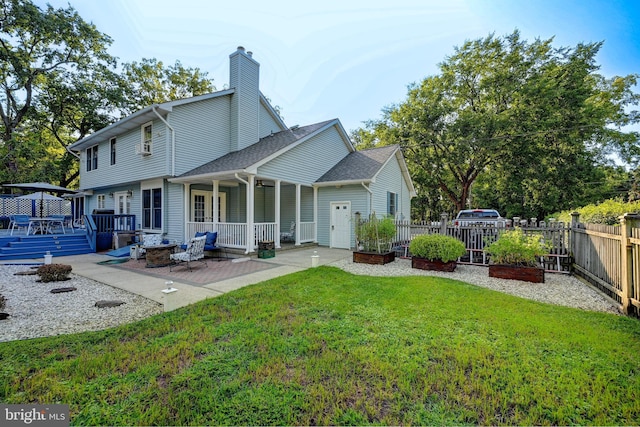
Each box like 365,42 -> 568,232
1,266 -> 639,426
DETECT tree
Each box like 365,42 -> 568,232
121,58 -> 216,114
356,30 -> 639,219
0,0 -> 217,188
0,0 -> 115,183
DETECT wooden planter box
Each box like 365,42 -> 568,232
411,257 -> 457,272
489,264 -> 545,283
353,251 -> 395,265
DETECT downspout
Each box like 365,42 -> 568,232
65,145 -> 80,160
362,182 -> 373,217
152,105 -> 176,176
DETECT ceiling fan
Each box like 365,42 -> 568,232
255,179 -> 274,188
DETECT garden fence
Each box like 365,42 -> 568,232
394,212 -> 640,316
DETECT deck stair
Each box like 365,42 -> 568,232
0,234 -> 93,261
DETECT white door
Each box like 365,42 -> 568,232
114,191 -> 130,229
330,201 -> 351,249
191,191 -> 227,222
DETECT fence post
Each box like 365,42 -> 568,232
570,212 -> 580,263
619,213 -> 640,315
440,213 -> 448,235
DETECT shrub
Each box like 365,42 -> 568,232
37,264 -> 72,282
356,215 -> 397,253
409,234 -> 466,263
485,228 -> 549,267
552,198 -> 640,225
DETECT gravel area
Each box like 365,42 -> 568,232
0,258 -> 622,343
332,257 -> 622,315
0,265 -> 162,342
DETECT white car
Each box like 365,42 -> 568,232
454,209 -> 506,227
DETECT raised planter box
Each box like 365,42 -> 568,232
411,257 -> 457,272
489,264 -> 545,283
353,251 -> 395,265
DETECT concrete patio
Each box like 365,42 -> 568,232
46,246 -> 351,310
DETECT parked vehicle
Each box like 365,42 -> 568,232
454,209 -> 506,227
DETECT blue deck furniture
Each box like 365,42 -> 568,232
9,215 -> 30,235
181,231 -> 227,260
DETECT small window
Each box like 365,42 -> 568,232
137,122 -> 153,155
110,138 -> 116,165
86,145 -> 98,171
387,192 -> 397,216
97,194 -> 106,209
142,187 -> 162,229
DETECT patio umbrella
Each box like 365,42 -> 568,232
2,182 -> 76,217
15,191 -> 64,201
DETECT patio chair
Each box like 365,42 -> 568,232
46,215 -> 66,234
137,233 -> 164,260
280,221 -> 295,243
9,214 -> 31,235
170,235 -> 208,271
180,231 -> 227,261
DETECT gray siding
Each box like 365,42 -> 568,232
230,49 -> 260,151
259,104 -> 285,139
258,125 -> 351,184
172,96 -> 231,176
165,182 -> 185,243
317,185 -> 368,247
80,118 -> 167,189
370,154 -> 412,220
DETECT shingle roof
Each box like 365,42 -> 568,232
178,119 -> 336,177
315,144 -> 399,183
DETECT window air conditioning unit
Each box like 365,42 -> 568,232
136,143 -> 152,156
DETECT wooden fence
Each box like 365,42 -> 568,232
570,213 -> 640,316
393,212 -> 640,316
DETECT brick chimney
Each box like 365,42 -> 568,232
229,46 -> 260,152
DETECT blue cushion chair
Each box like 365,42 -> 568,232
181,231 -> 227,260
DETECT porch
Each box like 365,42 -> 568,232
186,221 -> 317,251
174,174 -> 319,253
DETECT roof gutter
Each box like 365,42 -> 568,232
152,105 -> 176,176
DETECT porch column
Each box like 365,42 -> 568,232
275,179 -> 281,248
295,183 -> 301,246
182,183 -> 190,242
212,180 -> 219,228
313,185 -> 318,243
247,175 -> 255,253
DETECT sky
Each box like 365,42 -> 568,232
35,0 -> 640,133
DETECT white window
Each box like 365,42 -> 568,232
86,145 -> 98,171
110,138 -> 116,165
97,194 -> 106,209
137,122 -> 153,155
142,187 -> 162,230
388,192 -> 398,217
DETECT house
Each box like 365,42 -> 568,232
68,46 -> 416,253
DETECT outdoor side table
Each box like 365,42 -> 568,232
144,244 -> 177,268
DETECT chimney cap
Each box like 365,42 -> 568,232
237,46 -> 245,52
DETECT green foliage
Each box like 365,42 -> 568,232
409,233 -> 466,262
553,198 -> 640,225
1,267 -> 640,425
36,263 -> 72,282
356,30 -> 639,220
0,0 -> 216,188
485,228 -> 549,267
121,58 -> 216,114
356,215 -> 397,253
